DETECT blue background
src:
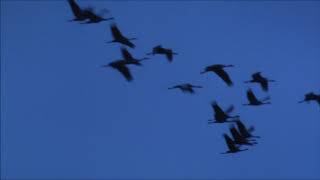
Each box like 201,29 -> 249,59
1,1 -> 320,179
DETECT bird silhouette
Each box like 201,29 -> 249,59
106,23 -> 137,48
221,134 -> 248,154
244,72 -> 275,91
235,119 -> 260,139
168,83 -> 202,94
298,92 -> 320,107
81,8 -> 114,24
243,88 -> 271,106
208,101 -> 239,124
121,47 -> 149,66
67,0 -> 89,22
201,64 -> 234,87
147,45 -> 178,62
102,60 -> 133,82
229,125 -> 257,146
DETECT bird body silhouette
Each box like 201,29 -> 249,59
201,64 -> 234,86
221,134 -> 248,154
245,72 -> 275,91
243,88 -> 271,106
147,45 -> 178,62
102,60 -> 133,82
208,102 -> 239,124
107,24 -> 137,48
168,83 -> 202,94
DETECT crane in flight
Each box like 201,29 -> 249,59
168,83 -> 202,94
102,60 -> 133,82
106,23 -> 137,48
243,88 -> 271,106
201,64 -> 234,87
298,92 -> 320,107
244,72 -> 275,92
147,45 -> 178,62
208,101 -> 239,124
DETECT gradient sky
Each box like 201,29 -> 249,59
1,1 -> 320,179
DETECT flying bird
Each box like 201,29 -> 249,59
147,45 -> 178,62
243,88 -> 271,106
235,119 -> 260,139
245,72 -> 275,91
168,83 -> 202,94
221,134 -> 248,154
81,8 -> 114,24
208,102 -> 239,124
121,47 -> 149,66
102,60 -> 133,82
67,0 -> 89,22
106,23 -> 137,48
201,64 -> 234,87
229,125 -> 257,146
298,92 -> 320,106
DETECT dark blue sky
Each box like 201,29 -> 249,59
1,1 -> 320,179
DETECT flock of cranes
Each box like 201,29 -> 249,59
67,0 -> 320,154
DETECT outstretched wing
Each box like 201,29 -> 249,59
115,65 -> 133,82
165,50 -> 173,62
68,0 -> 84,19
247,89 -> 259,103
121,47 -> 133,60
260,79 -> 269,91
236,120 -> 251,138
223,134 -> 239,152
111,24 -> 124,39
214,68 -> 233,86
211,102 -> 225,116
